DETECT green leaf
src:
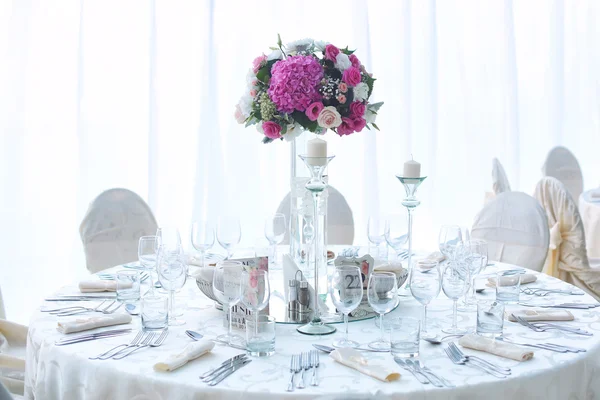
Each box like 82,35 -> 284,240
291,111 -> 318,131
245,116 -> 258,128
280,124 -> 288,135
262,136 -> 274,144
277,34 -> 282,48
341,46 -> 356,55
268,46 -> 279,50
256,67 -> 270,84
365,124 -> 371,130
372,122 -> 380,131
364,75 -> 376,98
367,101 -> 384,112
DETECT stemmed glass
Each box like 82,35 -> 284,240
329,266 -> 363,348
459,240 -> 487,311
441,260 -> 469,334
212,261 -> 244,345
138,235 -> 159,295
368,216 -> 387,259
240,269 -> 271,338
410,260 -> 441,339
438,225 -> 462,260
156,247 -> 187,326
367,272 -> 398,350
217,217 -> 241,259
264,214 -> 286,266
385,214 -> 409,260
191,220 -> 215,267
156,226 -> 182,252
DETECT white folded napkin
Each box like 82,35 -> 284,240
57,314 -> 132,334
425,252 -> 446,263
330,348 -> 401,382
154,340 -> 215,372
459,334 -> 533,362
487,274 -> 537,287
507,309 -> 574,322
374,262 -> 404,272
79,280 -> 131,293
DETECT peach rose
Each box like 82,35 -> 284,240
317,106 -> 342,129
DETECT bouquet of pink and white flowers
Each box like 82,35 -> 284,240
234,36 -> 383,143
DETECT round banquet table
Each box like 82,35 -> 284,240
579,189 -> 600,260
25,260 -> 600,400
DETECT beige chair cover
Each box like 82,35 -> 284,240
79,188 -> 158,273
492,158 -> 511,194
542,146 -> 584,201
534,177 -> 600,299
0,319 -> 27,397
472,192 -> 549,272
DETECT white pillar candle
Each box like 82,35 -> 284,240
306,137 -> 327,166
403,158 -> 421,178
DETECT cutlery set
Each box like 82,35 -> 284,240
42,300 -> 122,316
287,351 -> 319,391
199,354 -> 252,386
514,316 -> 593,336
521,287 -> 585,296
55,329 -> 132,346
88,330 -> 168,360
394,358 -> 454,387
496,337 -> 585,353
444,342 -> 511,379
519,302 -> 599,309
97,272 -> 150,282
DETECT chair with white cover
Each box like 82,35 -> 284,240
492,158 -> 511,194
79,188 -> 158,273
471,192 -> 549,272
542,146 -> 584,201
0,287 -> 27,398
533,177 -> 600,299
277,185 -> 354,245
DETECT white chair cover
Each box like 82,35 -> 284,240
277,185 -> 354,245
0,319 -> 27,397
542,146 -> 584,201
79,188 -> 158,273
533,177 -> 600,299
492,158 -> 511,194
0,287 -> 5,320
471,192 -> 549,272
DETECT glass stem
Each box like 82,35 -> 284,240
405,208 -> 414,290
471,276 -> 476,300
255,310 -> 259,337
201,251 -> 205,268
344,313 -> 349,342
168,290 -> 174,322
228,305 -> 233,341
422,304 -> 428,333
452,299 -> 458,329
379,313 -> 384,342
272,244 -> 277,266
312,191 -> 321,324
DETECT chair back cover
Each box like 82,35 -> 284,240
79,188 -> 158,273
542,146 -> 584,201
492,158 -> 511,194
471,192 -> 549,272
0,319 -> 28,397
277,185 -> 354,245
534,177 -> 600,299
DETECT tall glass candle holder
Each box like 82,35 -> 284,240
395,176 -> 427,293
296,155 -> 336,335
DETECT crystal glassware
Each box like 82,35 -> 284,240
157,248 -> 187,326
329,266 -> 363,348
496,273 -> 521,303
368,216 -> 387,260
367,272 -> 398,350
156,226 -> 182,252
385,214 -> 409,260
138,235 -> 159,295
390,317 -> 420,358
410,260 -> 441,339
240,269 -> 271,339
116,270 -> 141,305
245,315 -> 276,357
264,213 -> 286,267
462,239 -> 487,307
191,220 -> 215,268
477,300 -> 504,338
438,225 -> 462,260
212,261 -> 244,345
217,216 -> 241,259
441,260 -> 469,334
141,295 -> 168,331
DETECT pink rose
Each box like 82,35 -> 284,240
249,89 -> 257,98
337,94 -> 347,104
342,67 -> 362,87
349,101 -> 366,118
349,54 -> 361,68
234,104 -> 245,124
352,117 -> 366,132
337,117 -> 355,136
252,54 -> 267,73
317,106 -> 342,129
324,44 -> 340,62
252,79 -> 258,86
338,82 -> 348,93
305,102 -> 324,121
262,121 -> 282,139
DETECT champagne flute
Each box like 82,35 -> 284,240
368,216 -> 387,259
441,260 -> 469,334
239,269 -> 270,338
438,225 -> 462,260
212,261 -> 244,345
217,217 -> 241,259
410,260 -> 441,339
191,220 -> 215,267
157,247 -> 187,326
385,214 -> 409,260
329,266 -> 363,348
367,272 -> 398,350
264,213 -> 286,266
138,235 -> 159,295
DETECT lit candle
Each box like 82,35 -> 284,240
306,137 -> 327,166
403,156 -> 421,178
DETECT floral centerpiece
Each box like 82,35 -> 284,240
235,36 -> 383,143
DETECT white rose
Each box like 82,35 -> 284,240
353,82 -> 369,102
283,123 -> 302,141
286,38 -> 314,53
234,104 -> 246,124
239,94 -> 253,118
314,40 -> 328,51
317,106 -> 342,129
267,49 -> 283,61
334,53 -> 351,71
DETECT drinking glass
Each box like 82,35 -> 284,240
245,315 -> 276,357
329,266 -> 363,348
441,261 -> 469,334
191,220 -> 215,267
212,261 -> 244,345
116,270 -> 141,304
156,226 -> 182,252
496,273 -> 521,303
217,216 -> 242,259
438,225 -> 462,260
141,295 -> 168,331
157,249 -> 188,326
476,300 -> 504,338
410,260 -> 441,339
367,272 -> 398,350
368,216 -> 387,259
460,226 -> 471,243
390,317 -> 420,358
385,214 -> 409,260
138,236 -> 159,295
264,213 -> 286,266
462,240 -> 487,307
240,270 -> 271,339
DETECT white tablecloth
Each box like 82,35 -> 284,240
25,261 -> 600,400
579,190 -> 600,260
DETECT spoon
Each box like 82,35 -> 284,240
422,334 -> 464,345
186,330 -> 247,350
125,303 -> 139,316
312,344 -> 389,353
185,330 -> 204,340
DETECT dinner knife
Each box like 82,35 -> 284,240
199,354 -> 247,379
208,359 -> 252,386
201,356 -> 249,381
55,329 -> 131,345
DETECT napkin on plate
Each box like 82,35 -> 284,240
459,334 -> 533,362
507,309 -> 574,322
57,314 -> 132,334
154,340 -> 215,372
487,274 -> 537,287
79,280 -> 131,293
330,348 -> 401,382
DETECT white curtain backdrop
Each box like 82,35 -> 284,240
1,0 -> 599,323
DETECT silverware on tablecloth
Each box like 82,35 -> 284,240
423,334 -> 465,345
297,352 -> 308,389
418,360 -> 455,387
312,344 -> 389,353
201,355 -> 248,381
496,337 -> 585,353
45,295 -> 117,301
54,301 -> 123,316
185,330 -> 204,340
394,358 -> 429,384
207,358 -> 252,386
521,287 -> 585,296
42,300 -> 111,313
90,331 -> 145,360
444,346 -> 507,379
112,330 -> 168,360
310,350 -> 319,386
519,302 -> 599,309
515,316 -> 593,336
286,354 -> 298,392
97,272 -> 150,282
447,343 -> 511,374
55,329 -> 132,346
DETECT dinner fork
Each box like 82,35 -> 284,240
55,301 -> 123,317
297,352 -> 308,389
287,355 -> 297,392
448,343 -> 511,373
515,316 -> 593,336
90,331 -> 145,360
444,346 -> 507,378
111,332 -> 155,360
310,350 -> 319,386
113,330 -> 168,359
45,301 -> 110,314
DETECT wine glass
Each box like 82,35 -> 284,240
410,260 -> 441,339
459,240 -> 487,311
329,266 -> 363,348
217,216 -> 241,259
156,226 -> 182,253
367,272 -> 398,350
239,269 -> 271,339
212,261 -> 244,345
441,260 -> 469,334
368,216 -> 387,259
438,225 -> 462,260
156,247 -> 187,326
191,220 -> 215,267
460,226 -> 471,243
138,235 -> 159,295
264,213 -> 286,266
385,214 -> 409,260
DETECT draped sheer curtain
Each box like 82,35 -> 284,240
1,0 -> 599,323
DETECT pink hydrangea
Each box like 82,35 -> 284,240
268,55 -> 324,113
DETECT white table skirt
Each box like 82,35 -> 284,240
580,190 -> 600,261
25,261 -> 600,400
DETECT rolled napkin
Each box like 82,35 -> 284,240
374,262 -> 404,273
487,274 -> 537,287
507,309 -> 574,322
79,280 -> 131,293
154,340 -> 215,372
425,252 -> 446,263
459,334 -> 533,362
330,348 -> 401,382
57,314 -> 132,334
